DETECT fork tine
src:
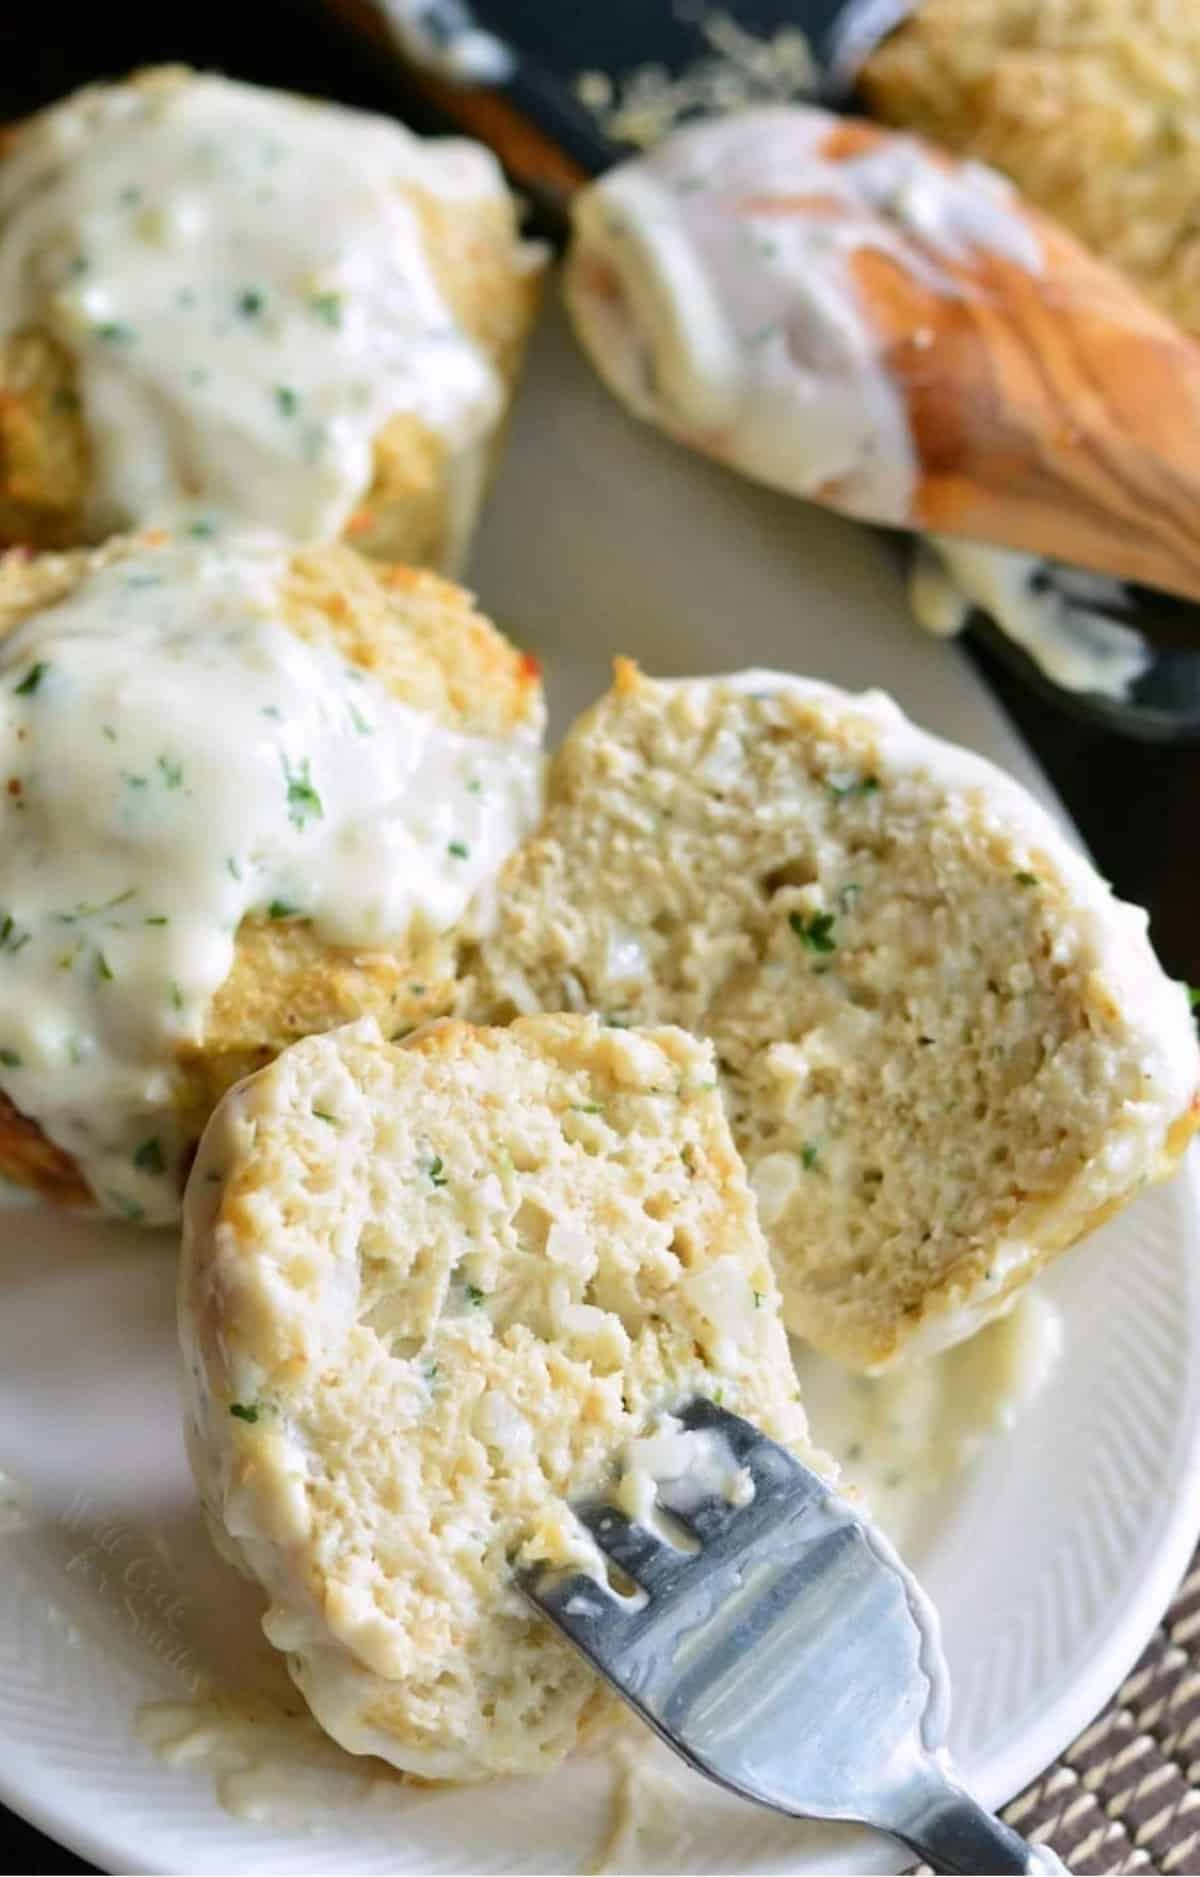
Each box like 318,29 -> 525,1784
572,1500 -> 693,1590
679,1398 -> 829,1505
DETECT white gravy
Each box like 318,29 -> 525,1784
0,69 -> 511,551
567,105 -> 1041,525
136,1689 -> 399,1824
794,1290 -> 1064,1551
910,536 -> 1151,700
0,530 -> 542,1221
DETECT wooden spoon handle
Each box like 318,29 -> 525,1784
832,123 -> 1200,600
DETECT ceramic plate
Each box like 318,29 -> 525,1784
2,303 -> 1198,1876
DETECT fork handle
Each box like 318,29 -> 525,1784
892,1770 -> 1070,1874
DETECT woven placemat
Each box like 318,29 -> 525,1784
914,1546 -> 1200,1875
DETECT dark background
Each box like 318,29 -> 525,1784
1,2 -> 1196,1870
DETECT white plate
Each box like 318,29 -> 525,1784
2,302 -> 1199,1877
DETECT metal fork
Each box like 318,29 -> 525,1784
519,1398 -> 1067,1875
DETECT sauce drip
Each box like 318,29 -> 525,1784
567,106 -> 1042,525
0,530 -> 542,1220
0,70 -> 510,548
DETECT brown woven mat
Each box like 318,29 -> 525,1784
914,1546 -> 1200,1875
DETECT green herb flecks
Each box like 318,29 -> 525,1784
426,1155 -> 448,1188
800,1141 -> 820,1171
267,899 -> 300,921
0,916 -> 29,955
187,517 -> 217,539
170,980 -> 185,1012
309,291 -> 343,328
14,662 -> 49,697
144,915 -> 168,927
95,321 -> 135,345
94,949 -> 114,983
447,840 -> 470,860
1188,985 -> 1200,1010
229,1402 -> 260,1424
1014,871 -> 1039,888
0,1048 -> 21,1069
465,1284 -> 485,1306
274,384 -> 299,418
348,703 -> 373,736
828,774 -> 880,800
789,910 -> 836,954
157,755 -> 184,789
312,1106 -> 338,1124
226,856 -> 243,881
104,1188 -> 145,1222
571,1103 -> 603,1115
133,1137 -> 166,1175
237,288 -> 265,318
465,778 -> 482,795
282,753 -> 323,831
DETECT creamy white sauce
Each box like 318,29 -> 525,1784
0,530 -> 542,1220
381,0 -> 515,84
567,106 -> 1041,524
0,70 -> 512,550
598,1738 -> 697,1875
910,536 -> 1151,700
615,1414 -> 753,1533
137,1689 -> 398,1823
794,1291 -> 1063,1550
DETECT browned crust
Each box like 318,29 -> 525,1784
0,533 -> 542,1211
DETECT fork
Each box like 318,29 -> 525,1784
519,1398 -> 1067,1875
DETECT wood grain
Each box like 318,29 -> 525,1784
826,122 -> 1200,600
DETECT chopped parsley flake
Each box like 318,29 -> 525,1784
753,1289 -> 764,1308
1014,871 -> 1039,887
170,980 -> 184,1012
571,1102 -> 603,1115
95,321 -> 134,344
274,384 -> 299,418
237,288 -> 265,317
282,754 -> 323,831
465,1284 -> 485,1306
123,772 -> 148,789
226,856 -> 243,881
465,778 -> 482,795
309,291 -> 343,327
1188,985 -> 1200,1010
267,898 -> 300,921
144,915 -> 168,926
0,1048 -> 21,1068
829,774 -> 880,800
312,1106 -> 338,1124
104,1189 -> 146,1222
789,910 -> 836,953
800,1141 -> 820,1170
447,840 -> 470,860
157,755 -> 184,789
14,663 -> 49,697
426,1156 -> 448,1188
101,725 -> 117,742
229,1402 -> 260,1423
133,1137 -> 166,1175
0,915 -> 28,954
94,949 -> 114,983
187,517 -> 217,539
348,703 -> 372,736
261,705 -> 283,721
